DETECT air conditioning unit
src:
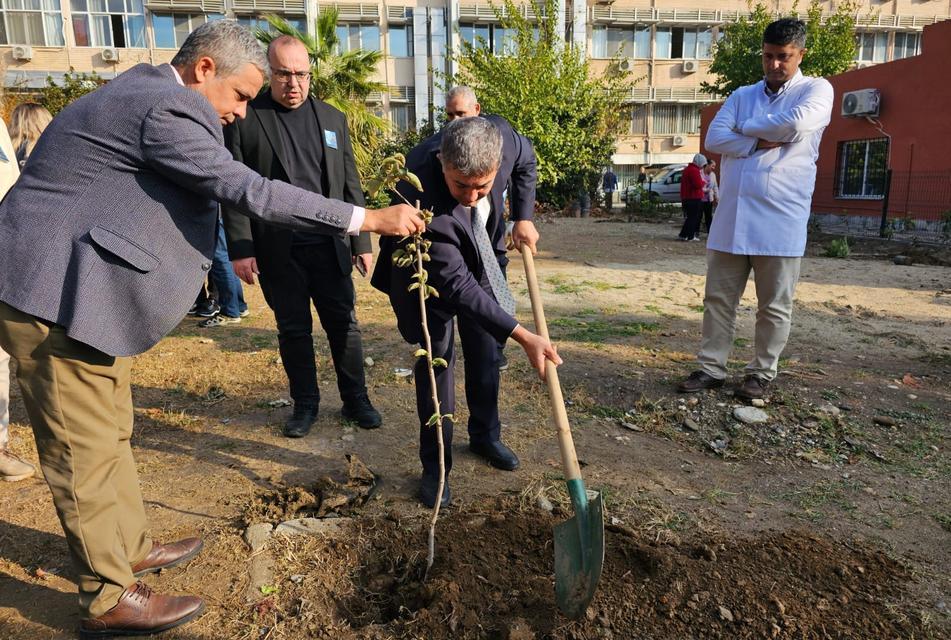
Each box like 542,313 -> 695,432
681,60 -> 699,73
855,61 -> 874,69
841,88 -> 880,118
12,45 -> 33,62
618,59 -> 633,72
672,134 -> 687,147
101,47 -> 120,63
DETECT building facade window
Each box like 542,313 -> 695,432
390,103 -> 415,132
71,0 -> 145,48
460,22 -> 535,54
0,0 -> 65,46
837,138 -> 888,198
629,104 -> 647,135
388,23 -> 412,57
892,32 -> 920,60
152,12 -> 222,49
336,23 -> 380,52
653,103 -> 701,135
855,31 -> 887,62
591,25 -> 649,59
236,15 -> 306,35
655,27 -> 713,60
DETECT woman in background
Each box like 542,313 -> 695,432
10,102 -> 52,169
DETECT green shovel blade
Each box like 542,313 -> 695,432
553,485 -> 605,619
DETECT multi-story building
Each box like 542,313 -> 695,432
1,1 -> 947,188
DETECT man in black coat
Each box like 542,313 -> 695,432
223,36 -> 381,436
372,117 -> 560,507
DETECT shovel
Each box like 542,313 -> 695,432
520,245 -> 605,620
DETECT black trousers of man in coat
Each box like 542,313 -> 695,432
258,241 -> 366,408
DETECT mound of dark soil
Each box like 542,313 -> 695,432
328,500 -> 926,639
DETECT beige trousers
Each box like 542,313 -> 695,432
697,250 -> 801,381
0,345 -> 8,448
0,302 -> 151,618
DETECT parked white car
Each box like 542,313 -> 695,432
643,164 -> 688,203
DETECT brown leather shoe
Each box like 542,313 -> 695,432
79,581 -> 204,639
677,370 -> 725,393
735,375 -> 769,401
132,538 -> 203,577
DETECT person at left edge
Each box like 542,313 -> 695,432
0,19 -> 421,640
223,35 -> 381,436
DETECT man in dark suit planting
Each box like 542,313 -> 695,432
373,117 -> 560,508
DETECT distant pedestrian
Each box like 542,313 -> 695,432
678,154 -> 706,241
677,18 -> 833,401
702,160 -> 719,232
602,167 -> 618,207
9,102 -> 52,169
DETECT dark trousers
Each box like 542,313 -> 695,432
415,308 -> 502,479
679,199 -> 703,239
259,242 -> 366,407
702,201 -> 715,232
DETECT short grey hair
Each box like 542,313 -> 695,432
446,85 -> 478,107
172,20 -> 269,82
440,117 -> 502,176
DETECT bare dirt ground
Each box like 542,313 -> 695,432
1,216 -> 948,639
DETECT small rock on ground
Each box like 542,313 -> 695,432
718,605 -> 734,622
243,523 -> 273,552
274,517 -> 351,538
733,406 -> 769,424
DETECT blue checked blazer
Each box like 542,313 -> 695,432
0,63 -> 355,356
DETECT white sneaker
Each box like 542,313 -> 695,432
0,450 -> 35,482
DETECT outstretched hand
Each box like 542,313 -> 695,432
362,203 -> 426,236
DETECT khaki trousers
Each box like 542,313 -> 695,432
697,250 -> 801,381
1,345 -> 9,447
0,302 -> 151,618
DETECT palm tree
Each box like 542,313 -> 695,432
256,10 -> 390,181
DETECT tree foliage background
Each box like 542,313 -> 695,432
450,0 -> 635,204
702,0 -> 858,97
257,10 -> 389,182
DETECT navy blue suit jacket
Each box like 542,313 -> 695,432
371,127 -> 518,346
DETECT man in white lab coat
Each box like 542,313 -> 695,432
678,18 -> 833,401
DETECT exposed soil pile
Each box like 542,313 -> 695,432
261,498 -> 928,639
242,454 -> 378,525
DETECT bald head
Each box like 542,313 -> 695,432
268,35 -> 311,109
445,86 -> 480,121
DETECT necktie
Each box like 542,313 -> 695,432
471,204 -> 516,317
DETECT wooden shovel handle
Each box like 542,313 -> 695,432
521,246 -> 583,483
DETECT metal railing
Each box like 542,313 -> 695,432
811,170 -> 951,243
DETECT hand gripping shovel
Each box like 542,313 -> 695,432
520,246 -> 604,619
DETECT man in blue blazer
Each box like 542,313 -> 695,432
372,117 -> 560,508
0,20 -> 420,639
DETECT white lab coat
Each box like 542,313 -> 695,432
705,70 -> 833,257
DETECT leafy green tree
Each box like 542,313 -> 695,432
40,70 -> 106,115
702,0 -> 858,97
450,0 -> 635,205
257,11 -> 389,181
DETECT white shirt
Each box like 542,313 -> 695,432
705,70 -> 833,257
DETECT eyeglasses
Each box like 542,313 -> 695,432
272,69 -> 310,84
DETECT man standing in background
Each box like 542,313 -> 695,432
224,35 -> 381,436
678,18 -> 833,401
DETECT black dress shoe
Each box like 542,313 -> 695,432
419,475 -> 451,508
469,440 -> 520,471
341,395 -> 382,429
283,403 -> 318,438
